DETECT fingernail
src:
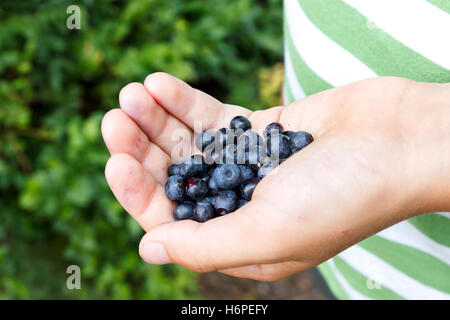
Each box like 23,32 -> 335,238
139,242 -> 171,265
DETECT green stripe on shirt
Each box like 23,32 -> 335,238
334,256 -> 405,299
359,236 -> 450,293
318,262 -> 350,300
285,18 -> 333,95
297,0 -> 450,83
409,213 -> 450,247
427,0 -> 450,13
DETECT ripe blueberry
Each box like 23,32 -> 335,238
223,144 -> 238,164
165,175 -> 186,201
204,196 -> 216,206
207,176 -> 220,195
238,199 -> 249,208
204,146 -> 222,165
240,177 -> 260,201
180,155 -> 209,177
264,122 -> 284,137
258,162 -> 277,179
174,201 -> 195,220
237,130 -> 263,152
266,133 -> 290,159
186,178 -> 208,200
194,201 -> 215,222
216,128 -> 235,146
214,190 -> 239,215
283,130 -> 295,138
213,164 -> 241,189
244,150 -> 266,170
168,162 -> 183,176
230,116 -> 252,132
195,130 -> 215,151
290,131 -> 314,154
238,165 -> 255,183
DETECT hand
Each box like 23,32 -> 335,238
101,73 -> 450,281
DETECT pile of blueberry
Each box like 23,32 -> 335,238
165,116 -> 314,222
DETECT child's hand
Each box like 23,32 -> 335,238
101,73 -> 450,281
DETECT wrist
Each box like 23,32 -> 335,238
403,82 -> 450,215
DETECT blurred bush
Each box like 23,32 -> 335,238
0,0 -> 283,299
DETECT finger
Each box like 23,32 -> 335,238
101,109 -> 171,184
119,82 -> 194,155
279,84 -> 351,138
220,260 -> 310,282
105,153 -> 174,231
247,106 -> 284,135
279,78 -> 405,138
144,72 -> 252,130
138,199 -> 292,272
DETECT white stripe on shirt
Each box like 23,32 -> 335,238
378,221 -> 450,265
342,0 -> 450,69
285,0 -> 377,87
339,245 -> 450,300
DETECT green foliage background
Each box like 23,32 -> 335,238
0,0 -> 283,299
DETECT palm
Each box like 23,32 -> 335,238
102,73 -> 418,280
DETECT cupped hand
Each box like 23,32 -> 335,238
101,73 -> 450,281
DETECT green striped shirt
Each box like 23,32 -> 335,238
283,0 -> 450,299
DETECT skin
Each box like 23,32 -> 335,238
102,72 -> 450,281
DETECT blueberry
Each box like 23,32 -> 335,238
207,166 -> 216,176
180,155 -> 209,177
204,196 -> 216,206
174,201 -> 195,220
168,162 -> 183,176
258,162 -> 277,179
283,130 -> 295,138
216,128 -> 235,146
240,177 -> 260,201
237,130 -> 263,152
214,190 -> 239,215
264,122 -> 284,137
223,144 -> 238,164
230,116 -> 252,132
244,150 -> 267,170
207,176 -> 220,195
223,143 -> 246,164
194,201 -> 215,222
165,175 -> 186,201
213,164 -> 241,189
238,199 -> 249,208
266,133 -> 290,159
204,145 -> 222,165
195,130 -> 215,151
290,131 -> 314,154
186,178 -> 208,200
238,165 -> 255,183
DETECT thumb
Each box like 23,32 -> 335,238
138,199 -> 288,272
